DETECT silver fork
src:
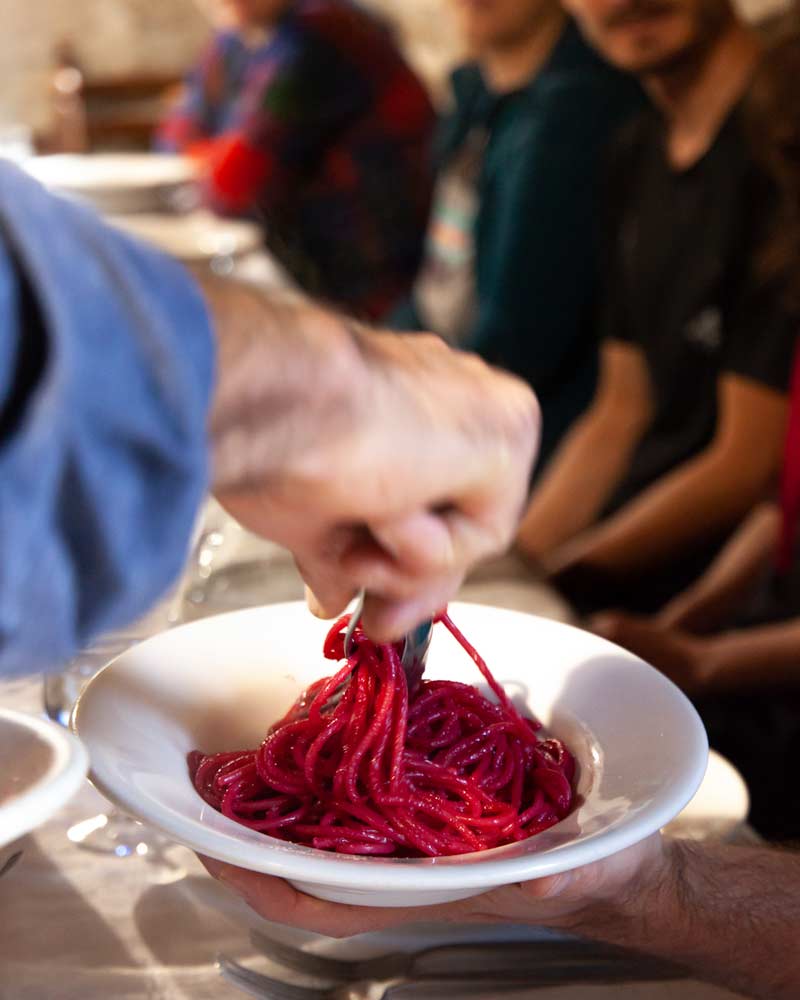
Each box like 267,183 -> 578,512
344,589 -> 432,689
218,956 -> 535,1000
0,850 -> 22,879
218,942 -> 685,999
248,932 -> 682,983
295,594 -> 431,722
217,955 -> 685,1000
250,931 -> 683,982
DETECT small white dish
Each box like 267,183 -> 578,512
0,708 -> 89,849
107,210 -> 261,262
23,154 -> 197,214
73,602 -> 708,908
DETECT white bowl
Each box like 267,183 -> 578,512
23,154 -> 197,214
0,708 -> 89,850
72,602 -> 707,908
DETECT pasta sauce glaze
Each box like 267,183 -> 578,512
189,612 -> 575,857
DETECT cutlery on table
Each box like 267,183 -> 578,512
249,930 -> 683,983
218,935 -> 686,999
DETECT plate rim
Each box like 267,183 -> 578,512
24,152 -> 197,191
0,707 -> 89,849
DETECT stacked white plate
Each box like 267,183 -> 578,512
23,153 -> 198,215
0,708 -> 88,850
107,210 -> 262,263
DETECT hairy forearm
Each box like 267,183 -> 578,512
572,840 -> 800,1000
201,275 -> 363,493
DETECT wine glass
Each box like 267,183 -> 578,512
43,614 -> 188,882
179,499 -> 303,621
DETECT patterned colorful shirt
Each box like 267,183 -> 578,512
158,0 -> 435,319
390,22 -> 643,468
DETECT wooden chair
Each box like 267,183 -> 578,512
46,46 -> 183,153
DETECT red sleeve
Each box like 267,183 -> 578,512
198,13 -> 372,214
200,134 -> 275,214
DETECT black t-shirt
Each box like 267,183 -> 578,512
601,106 -> 796,513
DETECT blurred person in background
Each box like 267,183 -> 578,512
592,22 -> 800,840
517,0 -> 796,607
389,0 -> 641,468
158,0 -> 435,320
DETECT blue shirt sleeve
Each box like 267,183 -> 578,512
0,163 -> 215,676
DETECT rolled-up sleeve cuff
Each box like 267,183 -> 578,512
0,163 -> 215,675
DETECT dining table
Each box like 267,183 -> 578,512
0,513 -> 752,1000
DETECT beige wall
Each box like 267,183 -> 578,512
361,0 -> 460,99
0,0 -> 791,134
0,0 -> 211,132
0,0 -> 460,134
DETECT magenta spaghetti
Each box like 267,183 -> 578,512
189,612 -> 575,857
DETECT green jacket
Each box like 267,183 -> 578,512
391,22 -> 642,467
